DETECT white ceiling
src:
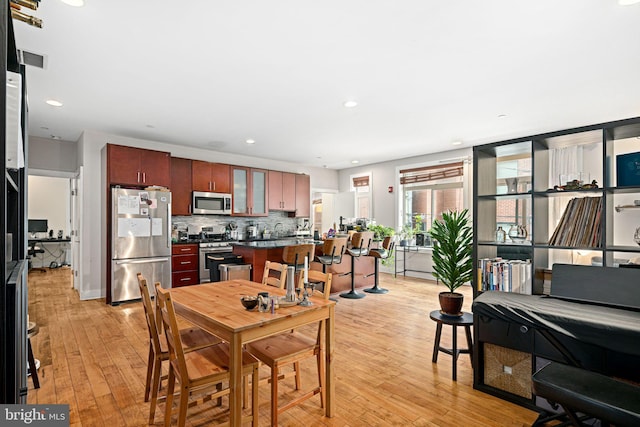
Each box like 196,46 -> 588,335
12,0 -> 640,170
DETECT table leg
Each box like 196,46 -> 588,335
325,305 -> 335,417
464,325 -> 473,363
452,325 -> 458,381
230,334 -> 243,426
432,322 -> 442,363
28,337 -> 40,389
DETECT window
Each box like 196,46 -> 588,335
400,162 -> 464,233
350,173 -> 371,218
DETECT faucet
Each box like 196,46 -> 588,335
274,223 -> 284,238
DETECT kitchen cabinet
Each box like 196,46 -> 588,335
295,174 -> 311,217
171,244 -> 199,287
170,157 -> 192,216
231,166 -> 268,216
268,170 -> 296,211
106,144 -> 171,187
192,160 -> 230,193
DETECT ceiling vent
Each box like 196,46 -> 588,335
17,49 -> 47,69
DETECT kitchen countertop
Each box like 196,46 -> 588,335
232,238 -> 322,249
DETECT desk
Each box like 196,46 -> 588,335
395,245 -> 436,281
169,280 -> 335,426
28,238 -> 71,268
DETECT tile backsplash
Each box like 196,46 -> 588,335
172,211 -> 307,240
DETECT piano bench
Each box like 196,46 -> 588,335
532,362 -> 640,427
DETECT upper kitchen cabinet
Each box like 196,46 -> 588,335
295,174 -> 311,217
106,144 -> 170,187
170,157 -> 192,216
192,160 -> 230,193
268,170 -> 296,211
232,166 -> 268,216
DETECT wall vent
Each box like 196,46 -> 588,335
17,49 -> 47,69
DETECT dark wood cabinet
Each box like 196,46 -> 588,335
268,170 -> 296,211
231,166 -> 268,217
295,174 -> 311,217
192,160 -> 230,193
170,157 -> 192,216
107,144 -> 171,187
171,244 -> 199,287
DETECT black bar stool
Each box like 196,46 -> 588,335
315,237 -> 348,273
364,236 -> 394,294
282,243 -> 315,283
340,231 -> 374,299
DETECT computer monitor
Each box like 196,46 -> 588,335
28,219 -> 48,234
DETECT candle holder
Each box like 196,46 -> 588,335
299,282 -> 315,306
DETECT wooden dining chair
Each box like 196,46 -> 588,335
136,274 -> 221,424
155,284 -> 260,427
261,260 -> 288,289
246,270 -> 332,426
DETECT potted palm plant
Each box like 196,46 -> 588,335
428,209 -> 473,316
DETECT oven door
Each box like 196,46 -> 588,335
199,247 -> 233,283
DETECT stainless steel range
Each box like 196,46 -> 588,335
198,241 -> 234,283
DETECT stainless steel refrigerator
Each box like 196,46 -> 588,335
111,187 -> 172,304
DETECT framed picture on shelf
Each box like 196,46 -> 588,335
616,151 -> 640,187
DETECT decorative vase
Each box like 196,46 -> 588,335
505,177 -> 519,194
439,292 -> 464,316
495,226 -> 506,243
508,224 -> 528,243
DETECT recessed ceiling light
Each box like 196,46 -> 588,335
245,139 -> 255,145
452,141 -> 463,146
60,0 -> 85,7
50,135 -> 61,140
351,160 -> 359,164
343,100 -> 358,108
498,114 -> 507,119
46,99 -> 63,107
145,124 -> 155,129
40,126 -> 49,130
619,0 -> 640,5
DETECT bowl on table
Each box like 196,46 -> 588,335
240,296 -> 258,310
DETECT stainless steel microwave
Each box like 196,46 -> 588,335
192,191 -> 232,215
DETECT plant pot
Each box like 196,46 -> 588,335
439,292 -> 464,316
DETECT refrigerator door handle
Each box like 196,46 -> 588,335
167,202 -> 172,248
115,257 -> 170,265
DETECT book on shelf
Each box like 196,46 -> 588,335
548,196 -> 603,247
477,258 -> 532,294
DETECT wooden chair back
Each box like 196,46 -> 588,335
136,273 -> 162,357
155,284 -> 188,383
262,260 -> 288,289
282,243 -> 315,269
321,237 -> 348,263
298,269 -> 333,300
350,231 -> 374,255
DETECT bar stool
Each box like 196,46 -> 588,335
364,236 -> 395,294
282,243 -> 315,283
315,237 -> 348,273
340,231 -> 374,299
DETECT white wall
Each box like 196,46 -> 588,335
76,129 -> 340,300
28,136 -> 78,175
27,175 -> 70,236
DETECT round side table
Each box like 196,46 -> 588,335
429,310 -> 473,381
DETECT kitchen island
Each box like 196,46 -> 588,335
232,238 -> 376,294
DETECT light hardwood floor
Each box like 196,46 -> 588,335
26,267 -> 540,426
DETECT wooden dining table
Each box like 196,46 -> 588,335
169,279 -> 336,426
